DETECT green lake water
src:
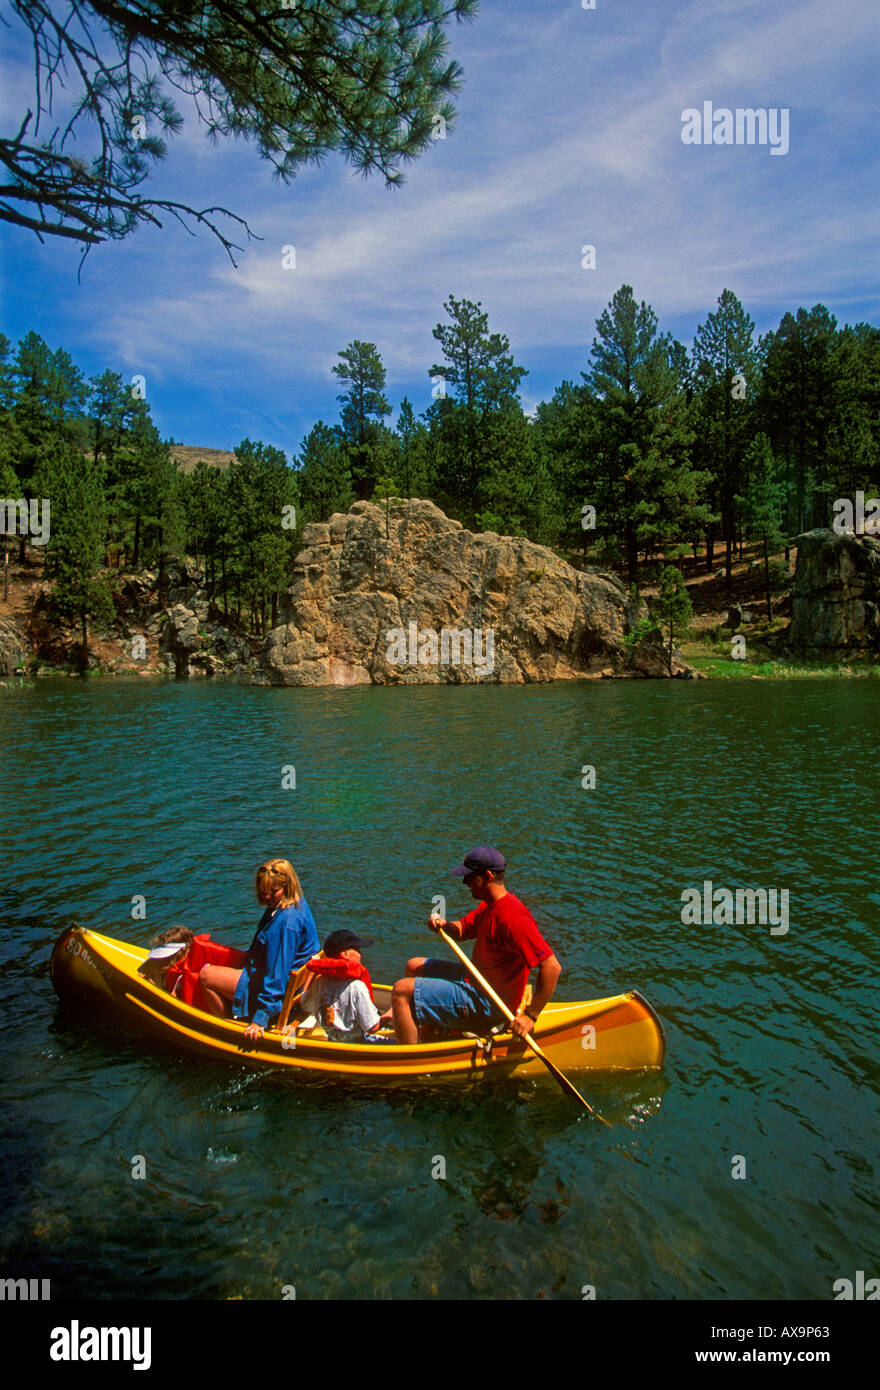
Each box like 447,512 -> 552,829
0,678 -> 877,1299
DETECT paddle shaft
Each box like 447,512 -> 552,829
436,927 -> 611,1124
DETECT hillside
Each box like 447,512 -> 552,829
169,445 -> 238,474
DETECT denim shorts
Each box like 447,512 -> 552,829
412,958 -> 505,1033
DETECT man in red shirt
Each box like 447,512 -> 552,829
388,847 -> 562,1044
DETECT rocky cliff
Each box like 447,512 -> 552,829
259,498 -> 687,685
2,560 -> 255,680
117,564 -> 254,678
788,529 -> 880,659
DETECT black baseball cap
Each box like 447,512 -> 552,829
451,846 -> 506,878
323,929 -> 374,956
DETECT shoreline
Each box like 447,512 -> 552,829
4,653 -> 877,686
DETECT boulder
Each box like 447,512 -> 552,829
116,571 -> 159,617
157,601 -> 257,679
167,605 -> 201,652
788,529 -> 880,658
158,604 -> 202,679
260,498 -> 688,685
207,623 -> 250,662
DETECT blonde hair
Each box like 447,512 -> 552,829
255,858 -> 302,908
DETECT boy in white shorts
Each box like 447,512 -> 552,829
299,930 -> 383,1043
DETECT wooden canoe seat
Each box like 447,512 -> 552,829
276,961 -> 314,1030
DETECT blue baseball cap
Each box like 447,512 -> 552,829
451,846 -> 506,877
323,929 -> 374,955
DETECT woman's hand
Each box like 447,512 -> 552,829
243,1021 -> 264,1040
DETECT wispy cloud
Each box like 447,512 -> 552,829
1,0 -> 876,450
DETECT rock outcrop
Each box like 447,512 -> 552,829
158,601 -> 252,678
104,562 -> 251,678
260,498 -> 689,685
8,562 -> 255,679
0,613 -> 27,678
788,529 -> 880,658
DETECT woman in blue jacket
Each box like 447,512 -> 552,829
199,858 -> 320,1038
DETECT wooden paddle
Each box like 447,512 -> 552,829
436,925 -> 611,1125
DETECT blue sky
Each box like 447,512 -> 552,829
1,0 -> 877,459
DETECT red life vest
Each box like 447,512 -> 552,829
307,955 -> 373,1001
166,933 -> 248,1010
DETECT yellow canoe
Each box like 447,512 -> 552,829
50,924 -> 665,1082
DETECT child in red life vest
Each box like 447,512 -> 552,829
138,926 -> 195,991
138,926 -> 248,1012
299,930 -> 383,1043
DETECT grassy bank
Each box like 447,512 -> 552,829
681,643 -> 880,679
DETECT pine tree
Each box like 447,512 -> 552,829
227,439 -> 298,632
2,1 -> 480,258
0,338 -> 23,521
0,459 -> 20,603
371,474 -> 401,539
825,324 -> 880,508
479,406 -> 555,541
533,381 -> 598,557
181,462 -> 236,618
9,332 -> 88,561
736,436 -> 788,621
585,286 -> 711,584
429,295 -> 527,413
12,332 -> 88,480
757,306 -> 839,534
89,371 -> 154,562
35,445 -> 114,662
427,295 -> 528,520
295,422 -> 354,523
394,397 -> 433,497
180,462 -> 228,601
332,341 -> 392,498
120,414 -> 183,576
691,289 -> 760,584
652,566 -> 693,675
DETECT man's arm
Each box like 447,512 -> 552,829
511,954 -> 562,1038
428,913 -> 465,940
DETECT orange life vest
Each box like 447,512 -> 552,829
307,954 -> 373,1001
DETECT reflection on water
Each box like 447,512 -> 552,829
1,678 -> 878,1298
